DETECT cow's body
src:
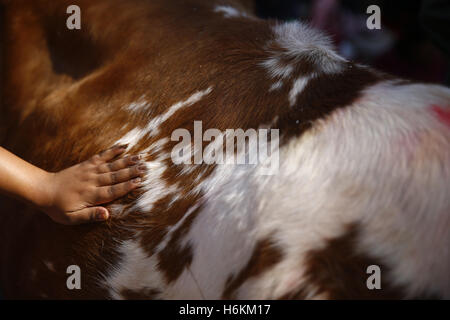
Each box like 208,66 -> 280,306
0,0 -> 449,299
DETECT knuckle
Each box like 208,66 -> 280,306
110,172 -> 117,184
107,162 -> 114,171
80,161 -> 90,169
87,185 -> 97,195
118,158 -> 127,167
87,173 -> 97,182
91,154 -> 101,163
108,186 -> 116,198
128,180 -> 136,190
122,169 -> 131,180
97,175 -> 104,185
99,164 -> 108,173
118,183 -> 128,195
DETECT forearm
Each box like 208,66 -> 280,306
0,147 -> 52,208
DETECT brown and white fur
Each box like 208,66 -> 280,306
0,0 -> 449,299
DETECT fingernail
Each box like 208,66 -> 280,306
131,155 -> 141,163
96,209 -> 109,221
133,177 -> 142,184
138,164 -> 147,172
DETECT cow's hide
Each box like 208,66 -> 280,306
0,0 -> 449,299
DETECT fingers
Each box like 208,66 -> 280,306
95,178 -> 142,204
97,145 -> 128,163
97,155 -> 141,173
65,207 -> 110,225
97,164 -> 146,186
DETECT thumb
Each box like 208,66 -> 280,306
68,207 -> 110,225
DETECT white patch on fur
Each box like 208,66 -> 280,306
127,137 -> 179,213
115,88 -> 212,150
103,240 -> 164,299
108,204 -> 126,219
148,87 -> 213,137
179,164 -> 197,176
214,5 -> 248,18
155,203 -> 202,253
262,22 -> 346,104
336,82 -> 450,298
104,239 -> 204,299
126,98 -> 150,113
232,81 -> 450,299
271,21 -> 346,74
112,88 -> 212,215
269,81 -> 284,92
289,75 -> 313,106
178,164 -> 263,298
115,127 -> 148,150
141,137 -> 170,156
135,156 -> 180,213
261,57 -> 294,79
108,135 -> 174,218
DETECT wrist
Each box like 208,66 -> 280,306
30,170 -> 57,211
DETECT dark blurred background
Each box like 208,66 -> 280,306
254,0 -> 450,86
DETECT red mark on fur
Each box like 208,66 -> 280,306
431,105 -> 450,128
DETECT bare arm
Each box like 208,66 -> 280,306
0,146 -> 146,225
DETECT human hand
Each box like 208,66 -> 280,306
40,146 -> 146,225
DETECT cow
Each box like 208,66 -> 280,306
0,0 -> 449,299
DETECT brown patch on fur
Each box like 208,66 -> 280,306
157,206 -> 203,284
222,237 -> 283,299
281,225 -> 405,300
276,65 -> 389,143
